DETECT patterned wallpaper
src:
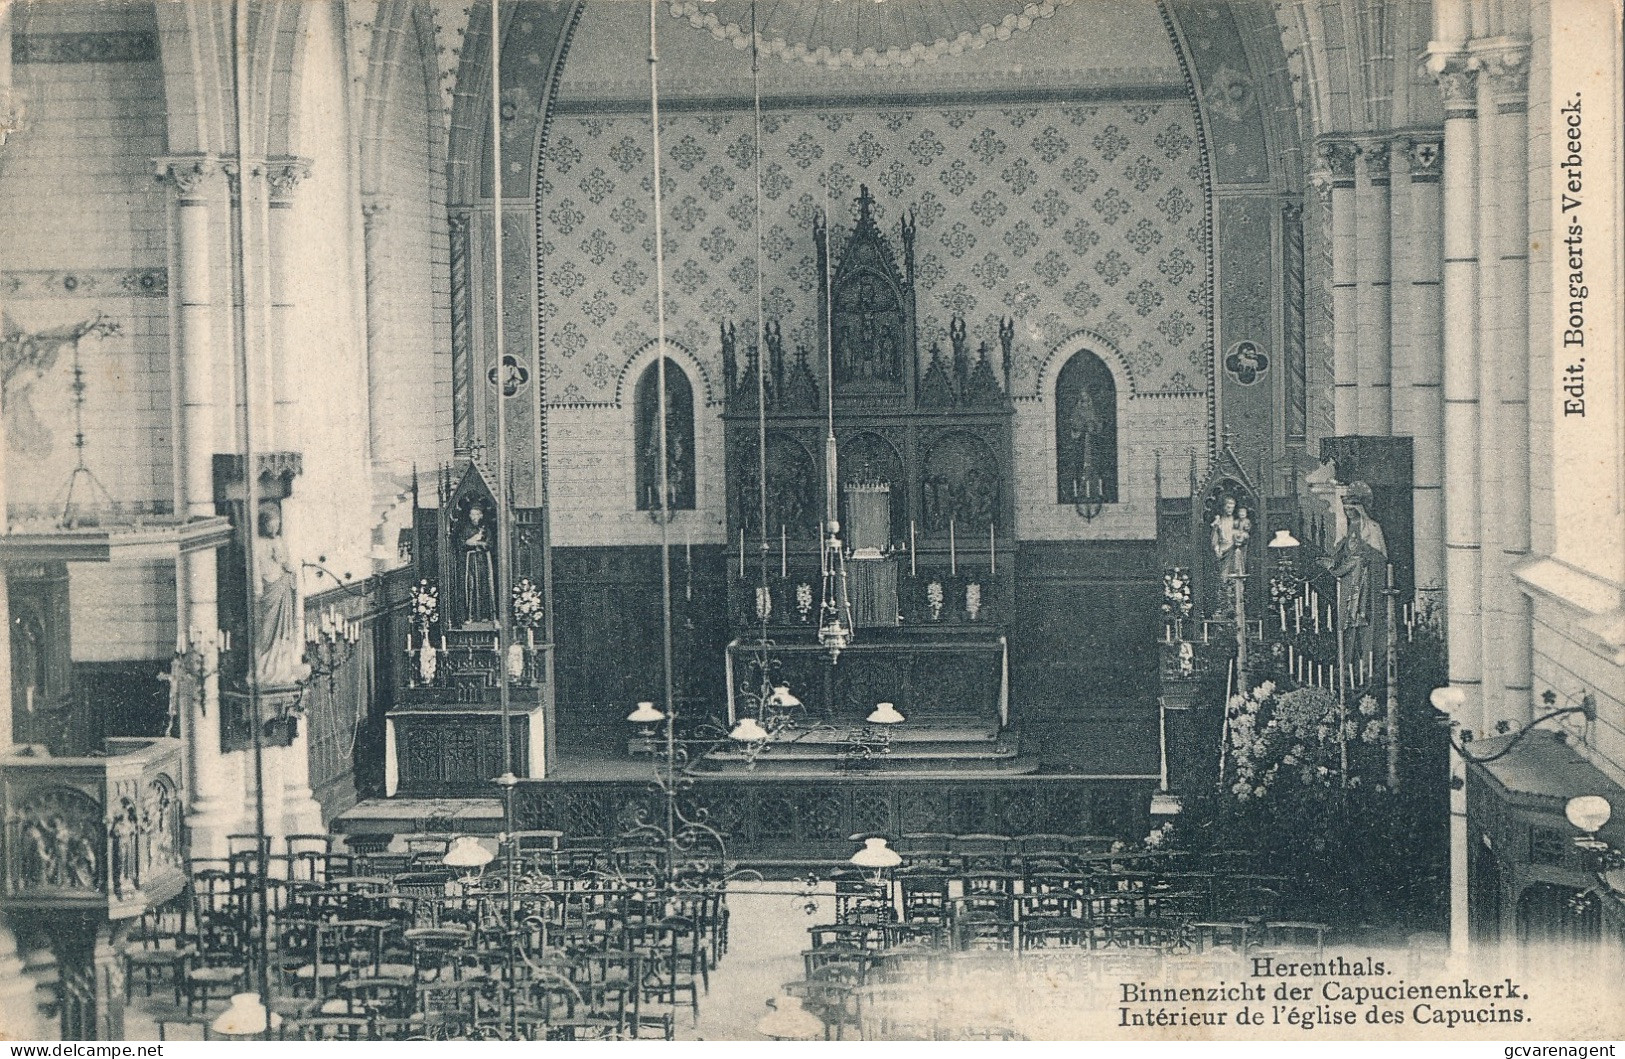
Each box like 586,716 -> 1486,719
537,99 -> 1210,406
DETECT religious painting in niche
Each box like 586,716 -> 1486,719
839,431 -> 904,550
832,270 -> 905,389
1054,350 -> 1119,504
452,493 -> 499,626
733,432 -> 817,539
921,430 -> 1000,533
634,359 -> 696,512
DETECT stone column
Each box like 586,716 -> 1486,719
265,159 -> 325,839
1355,140 -> 1393,435
1402,134 -> 1446,598
1319,139 -> 1362,435
361,195 -> 391,472
1426,54 -> 1485,735
157,156 -> 242,860
266,159 -> 311,447
1474,41 -> 1533,728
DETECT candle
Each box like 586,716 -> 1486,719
1203,623 -> 1209,644
910,521 -> 917,576
781,526 -> 787,579
989,523 -> 996,575
1279,603 -> 1286,631
1294,607 -> 1301,635
439,633 -> 447,652
949,519 -> 957,576
526,627 -> 535,651
685,527 -> 692,572
740,529 -> 745,577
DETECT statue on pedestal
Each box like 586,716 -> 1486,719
1322,482 -> 1388,664
253,500 -> 308,687
459,501 -> 497,625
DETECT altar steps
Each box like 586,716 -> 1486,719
690,720 -> 1038,775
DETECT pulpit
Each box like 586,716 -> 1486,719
0,737 -> 186,1038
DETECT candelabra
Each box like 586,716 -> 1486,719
303,605 -> 361,694
1070,476 -> 1105,521
164,626 -> 231,735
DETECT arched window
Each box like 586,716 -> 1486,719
1054,350 -> 1119,504
634,358 -> 696,511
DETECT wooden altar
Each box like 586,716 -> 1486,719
718,186 -> 1022,772
383,462 -> 555,795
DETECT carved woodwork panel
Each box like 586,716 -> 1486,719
920,429 -> 1000,533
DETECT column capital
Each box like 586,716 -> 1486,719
1469,38 -> 1530,108
1422,49 -> 1478,119
1314,138 -> 1360,184
154,155 -> 221,200
1358,139 -> 1392,181
220,158 -> 265,198
1396,132 -> 1443,181
265,157 -> 313,203
361,194 -> 393,222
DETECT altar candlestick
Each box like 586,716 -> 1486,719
440,633 -> 447,652
909,520 -> 917,576
740,529 -> 745,576
1287,644 -> 1295,672
989,523 -> 996,575
780,526 -> 787,578
685,526 -> 692,571
1279,603 -> 1286,632
526,627 -> 535,651
949,519 -> 957,575
1294,606 -> 1301,635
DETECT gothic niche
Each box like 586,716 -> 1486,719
451,490 -> 499,627
818,186 -> 913,394
839,431 -> 904,549
634,358 -> 696,512
921,430 -> 1000,533
1054,350 -> 1119,504
732,432 -> 817,538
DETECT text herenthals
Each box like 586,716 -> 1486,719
1559,91 -> 1587,417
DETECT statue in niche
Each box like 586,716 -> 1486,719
458,500 -> 497,624
1054,350 -> 1118,504
634,359 -> 696,511
1321,482 -> 1388,665
254,500 -> 308,686
1210,494 -> 1249,580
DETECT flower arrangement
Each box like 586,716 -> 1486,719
795,582 -> 814,623
510,578 -> 544,628
926,580 -> 944,621
1225,681 -> 1388,802
1161,567 -> 1192,620
411,579 -> 440,631
965,582 -> 982,621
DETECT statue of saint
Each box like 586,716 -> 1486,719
1210,494 -> 1249,579
1321,482 -> 1388,663
460,503 -> 497,624
253,500 -> 308,687
1065,386 -> 1105,496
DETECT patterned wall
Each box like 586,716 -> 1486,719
538,98 -> 1210,406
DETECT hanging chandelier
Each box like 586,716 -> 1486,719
669,0 -> 1075,68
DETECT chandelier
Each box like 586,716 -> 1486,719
669,0 -> 1075,68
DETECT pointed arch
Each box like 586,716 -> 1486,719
1055,349 -> 1119,505
634,359 -> 696,512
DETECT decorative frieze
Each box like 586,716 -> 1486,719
2,269 -> 167,298
12,32 -> 157,64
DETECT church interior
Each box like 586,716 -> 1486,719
0,0 -> 1621,1041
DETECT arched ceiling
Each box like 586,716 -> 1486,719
555,0 -> 1184,106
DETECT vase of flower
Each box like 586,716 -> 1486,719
926,580 -> 944,622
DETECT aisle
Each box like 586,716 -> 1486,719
681,883 -> 834,1041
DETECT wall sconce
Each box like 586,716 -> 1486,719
304,606 -> 360,693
